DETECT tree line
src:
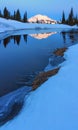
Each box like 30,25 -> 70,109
61,8 -> 78,26
0,7 -> 28,22
0,7 -> 78,25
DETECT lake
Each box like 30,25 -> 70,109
0,29 -> 78,125
0,29 -> 78,97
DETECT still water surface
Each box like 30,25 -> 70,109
0,29 -> 78,96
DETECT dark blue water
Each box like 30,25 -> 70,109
0,30 -> 78,96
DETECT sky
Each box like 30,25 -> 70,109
0,0 -> 78,20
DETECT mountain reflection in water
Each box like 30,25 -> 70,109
1,30 -> 78,48
30,32 -> 57,39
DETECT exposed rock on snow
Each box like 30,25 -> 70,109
54,48 -> 67,56
32,68 -> 59,90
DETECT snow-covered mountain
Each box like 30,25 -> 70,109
28,14 -> 57,24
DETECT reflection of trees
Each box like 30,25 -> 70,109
2,34 -> 28,47
3,37 -> 10,47
61,30 -> 78,44
14,35 -> 21,45
23,34 -> 28,43
61,32 -> 66,43
68,31 -> 76,43
0,40 -> 1,44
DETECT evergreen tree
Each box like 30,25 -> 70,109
11,11 -> 16,20
0,10 -> 2,17
61,8 -> 78,26
8,11 -> 10,19
62,11 -> 65,24
74,15 -> 78,24
23,11 -> 27,22
68,8 -> 74,25
3,7 -> 10,19
14,11 -> 16,20
15,9 -> 21,21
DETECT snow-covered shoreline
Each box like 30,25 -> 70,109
0,41 -> 78,129
0,17 -> 78,34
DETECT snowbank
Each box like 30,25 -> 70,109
0,17 -> 78,33
0,43 -> 78,129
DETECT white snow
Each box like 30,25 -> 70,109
0,17 -> 78,34
28,14 -> 57,24
0,42 -> 78,129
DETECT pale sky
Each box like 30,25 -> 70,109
0,0 -> 78,20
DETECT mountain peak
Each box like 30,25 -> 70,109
28,14 -> 57,24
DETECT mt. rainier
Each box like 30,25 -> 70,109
28,14 -> 57,24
